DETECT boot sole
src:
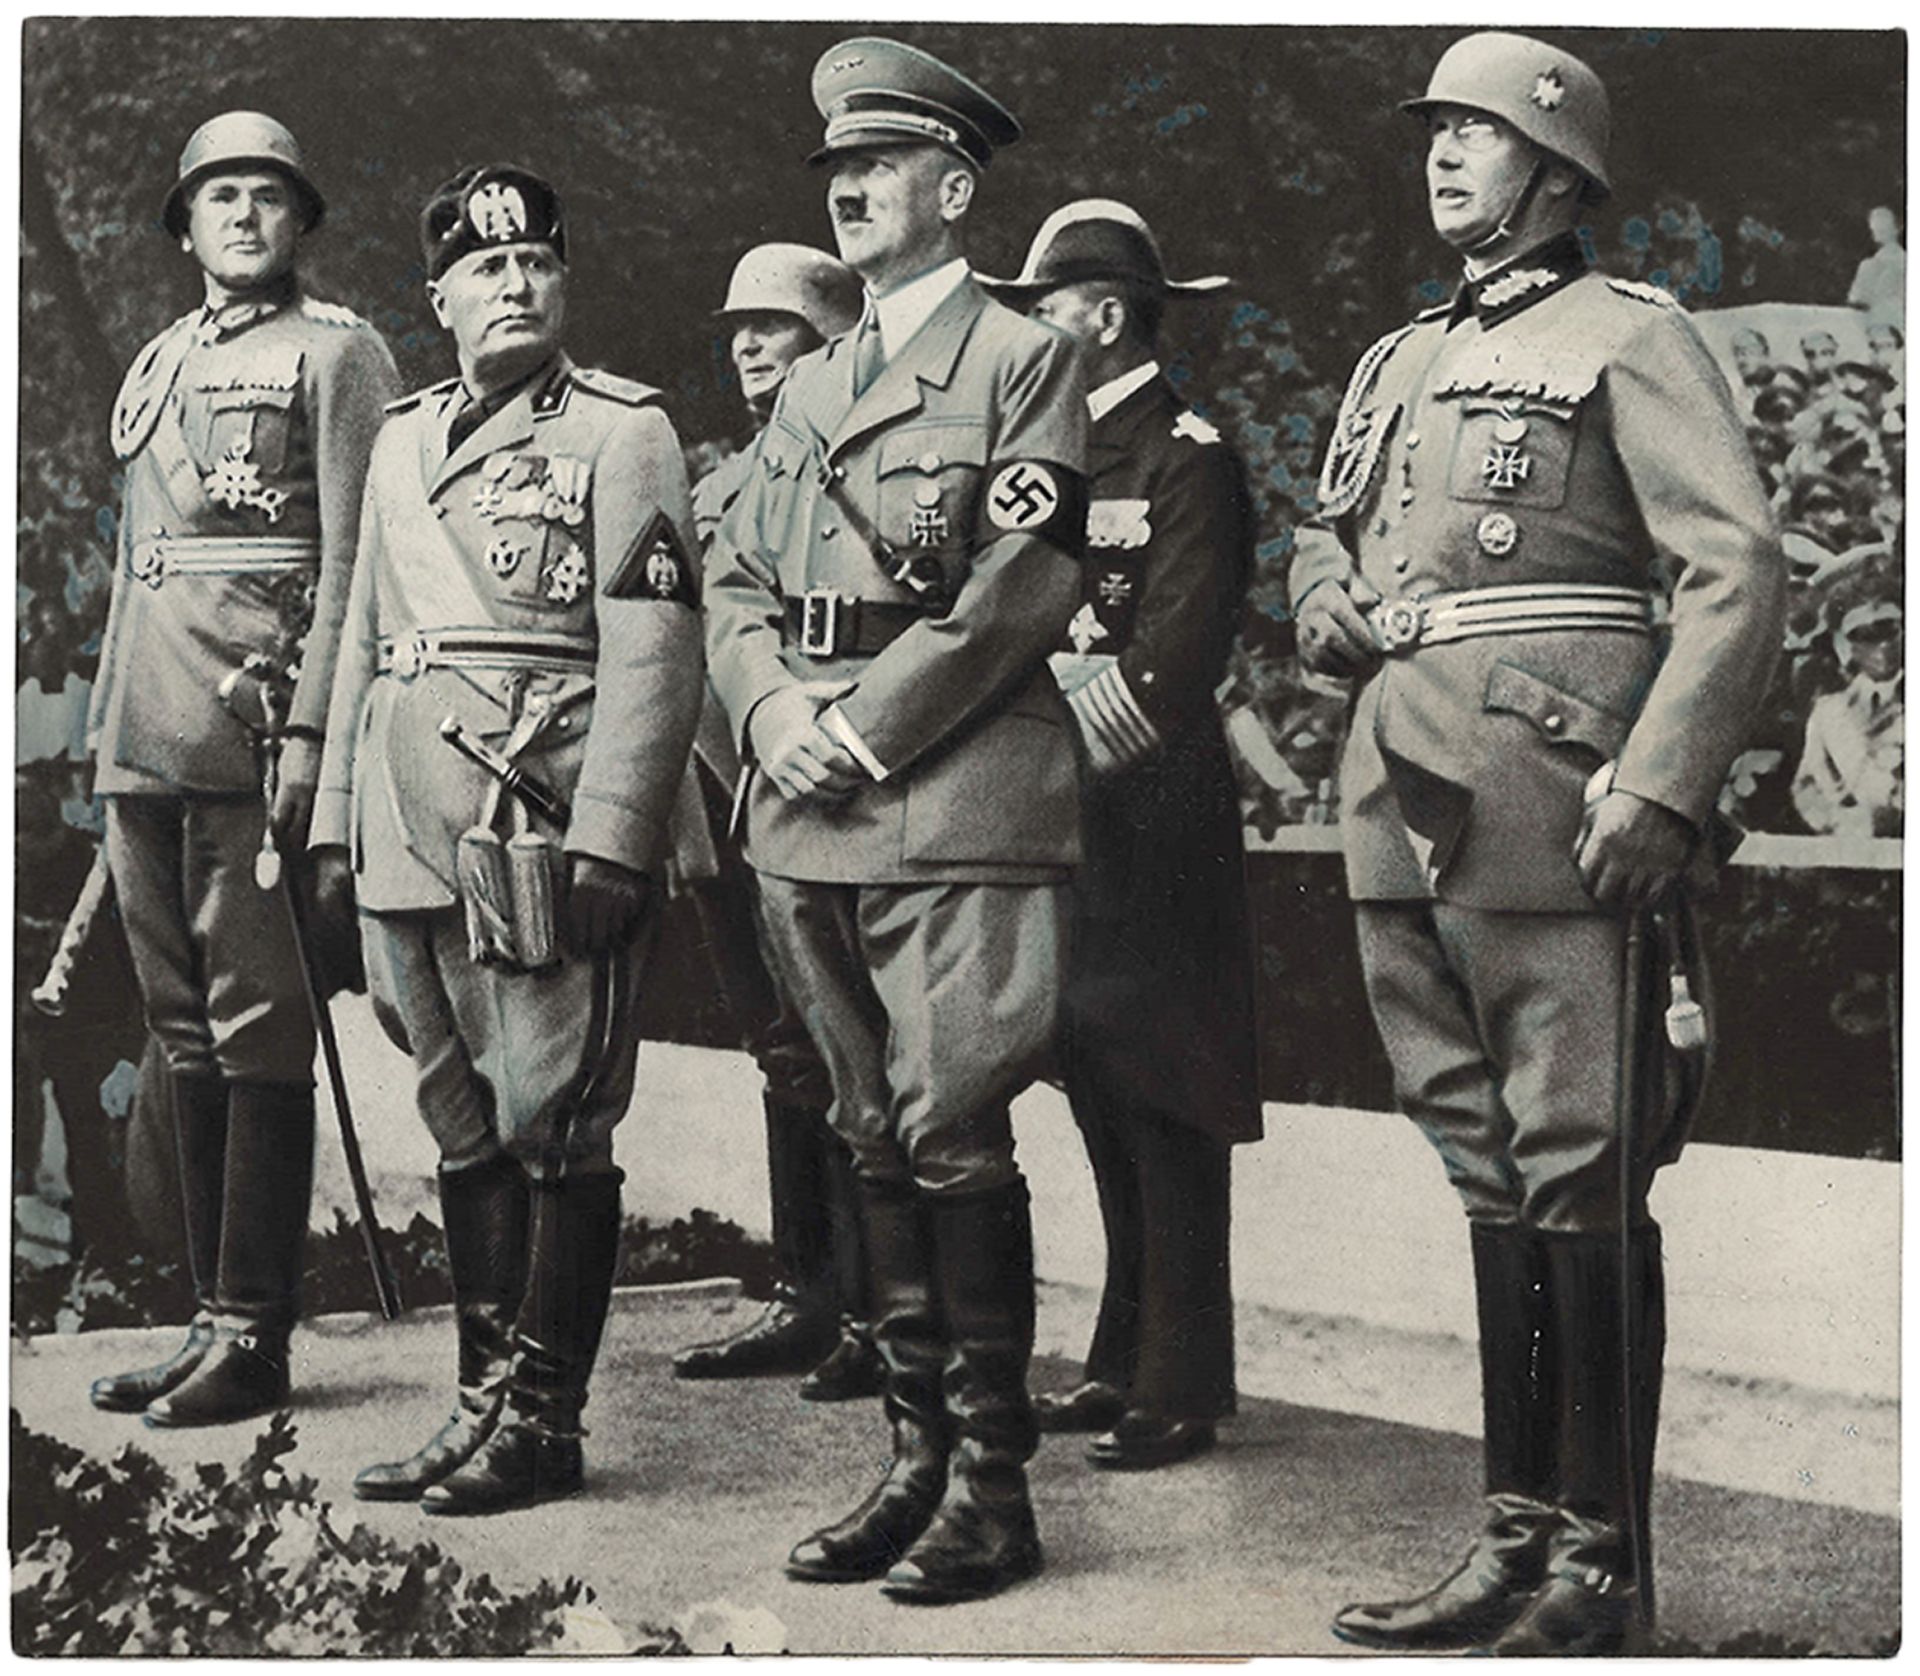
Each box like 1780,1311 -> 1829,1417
91,1390 -> 168,1415
353,1479 -> 443,1503
785,1559 -> 893,1585
421,1482 -> 584,1518
142,1399 -> 288,1430
881,1549 -> 1043,1605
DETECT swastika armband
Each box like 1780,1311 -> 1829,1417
981,460 -> 1088,555
605,510 -> 698,606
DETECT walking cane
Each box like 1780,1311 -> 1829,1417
217,660 -> 402,1321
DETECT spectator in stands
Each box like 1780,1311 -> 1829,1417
1800,328 -> 1842,386
1793,559 -> 1903,837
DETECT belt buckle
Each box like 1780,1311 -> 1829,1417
392,632 -> 432,680
131,538 -> 168,589
799,589 -> 840,658
1373,598 -> 1426,652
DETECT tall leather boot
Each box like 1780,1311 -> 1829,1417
355,1153 -> 530,1500
787,1175 -> 951,1581
145,1081 -> 315,1428
1493,1226 -> 1664,1656
799,1130 -> 885,1402
1334,1221 -> 1560,1648
883,1178 -> 1043,1604
92,1070 -> 227,1412
673,1097 -> 839,1378
423,1171 -> 624,1515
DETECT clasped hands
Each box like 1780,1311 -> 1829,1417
750,682 -> 869,803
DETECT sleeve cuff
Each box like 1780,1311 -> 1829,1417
1067,663 -> 1162,771
565,791 -> 658,873
819,703 -> 889,782
308,785 -> 352,852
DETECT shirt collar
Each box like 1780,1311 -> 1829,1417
1088,359 -> 1160,421
198,273 -> 299,342
1447,229 -> 1589,330
868,258 -> 970,360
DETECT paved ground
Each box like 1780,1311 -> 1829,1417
12,1285 -> 1898,1657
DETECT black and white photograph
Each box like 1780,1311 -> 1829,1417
10,13 -> 1902,1657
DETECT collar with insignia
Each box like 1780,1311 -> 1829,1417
197,274 -> 300,343
1448,230 -> 1588,329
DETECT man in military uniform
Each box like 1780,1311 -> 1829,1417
705,38 -> 1087,1603
310,164 -> 703,1515
672,243 -> 885,1403
86,112 -> 397,1427
1293,34 -> 1785,1653
983,201 -> 1260,1471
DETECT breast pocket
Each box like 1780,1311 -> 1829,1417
196,386 -> 297,476
875,422 -> 987,563
1445,397 -> 1579,511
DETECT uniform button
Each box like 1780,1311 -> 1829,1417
1399,488 -> 1415,507
821,525 -> 838,539
434,505 -> 448,520
555,714 -> 571,730
1405,432 -> 1421,450
1542,712 -> 1565,736
1373,517 -> 1390,538
1391,554 -> 1410,573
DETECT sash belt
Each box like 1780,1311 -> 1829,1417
1368,584 -> 1653,653
377,628 -> 598,680
129,535 -> 318,588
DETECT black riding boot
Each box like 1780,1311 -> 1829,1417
1334,1222 -> 1560,1648
423,1171 -> 623,1515
787,1176 -> 950,1581
91,1070 -> 226,1412
1494,1225 -> 1664,1656
355,1153 -> 530,1500
145,1081 -> 315,1428
883,1178 -> 1043,1604
674,1097 -> 840,1378
799,1132 -> 885,1401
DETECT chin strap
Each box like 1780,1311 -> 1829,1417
1464,159 -> 1545,259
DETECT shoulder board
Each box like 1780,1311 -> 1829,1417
571,366 -> 661,406
385,376 -> 461,416
1606,278 -> 1679,309
298,296 -> 370,330
1414,301 -> 1452,323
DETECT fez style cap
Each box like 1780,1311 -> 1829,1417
420,164 -> 567,282
980,199 -> 1230,305
163,111 -> 324,238
1402,31 -> 1612,199
809,36 -> 1022,171
717,243 -> 864,340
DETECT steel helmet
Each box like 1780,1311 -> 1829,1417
1403,32 -> 1611,200
716,243 -> 864,341
162,111 -> 325,238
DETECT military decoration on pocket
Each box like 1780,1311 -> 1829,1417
909,480 -> 950,547
1481,443 -> 1532,492
1477,511 -> 1520,557
542,539 -> 592,604
486,535 -> 529,578
472,452 -> 591,527
203,439 -> 289,522
1066,602 -> 1111,654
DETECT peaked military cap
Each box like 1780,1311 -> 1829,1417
980,199 -> 1229,306
808,36 -> 1021,171
163,111 -> 324,238
717,243 -> 864,340
1403,31 -> 1612,199
421,164 -> 567,281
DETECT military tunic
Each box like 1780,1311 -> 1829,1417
311,357 -> 703,1172
1051,367 -> 1260,1422
1292,235 -> 1785,1231
92,284 -> 397,1081
705,275 -> 1088,1192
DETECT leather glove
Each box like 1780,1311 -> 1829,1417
1575,790 -> 1696,908
306,844 -> 366,997
1295,576 -> 1384,679
565,854 -> 654,954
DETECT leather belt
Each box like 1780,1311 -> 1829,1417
129,535 -> 318,589
1368,584 -> 1653,653
782,590 -> 937,659
377,628 -> 598,680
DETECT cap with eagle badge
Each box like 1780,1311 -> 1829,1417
421,164 -> 567,281
808,37 -> 1022,171
980,199 -> 1230,307
1402,31 -> 1612,200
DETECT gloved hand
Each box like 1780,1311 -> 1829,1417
270,738 -> 322,852
307,844 -> 366,996
565,854 -> 655,954
747,682 -> 865,803
1575,790 -> 1696,907
1295,576 -> 1384,679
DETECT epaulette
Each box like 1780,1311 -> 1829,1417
385,376 -> 461,415
570,366 -> 662,406
1607,278 -> 1679,309
298,296 -> 370,330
